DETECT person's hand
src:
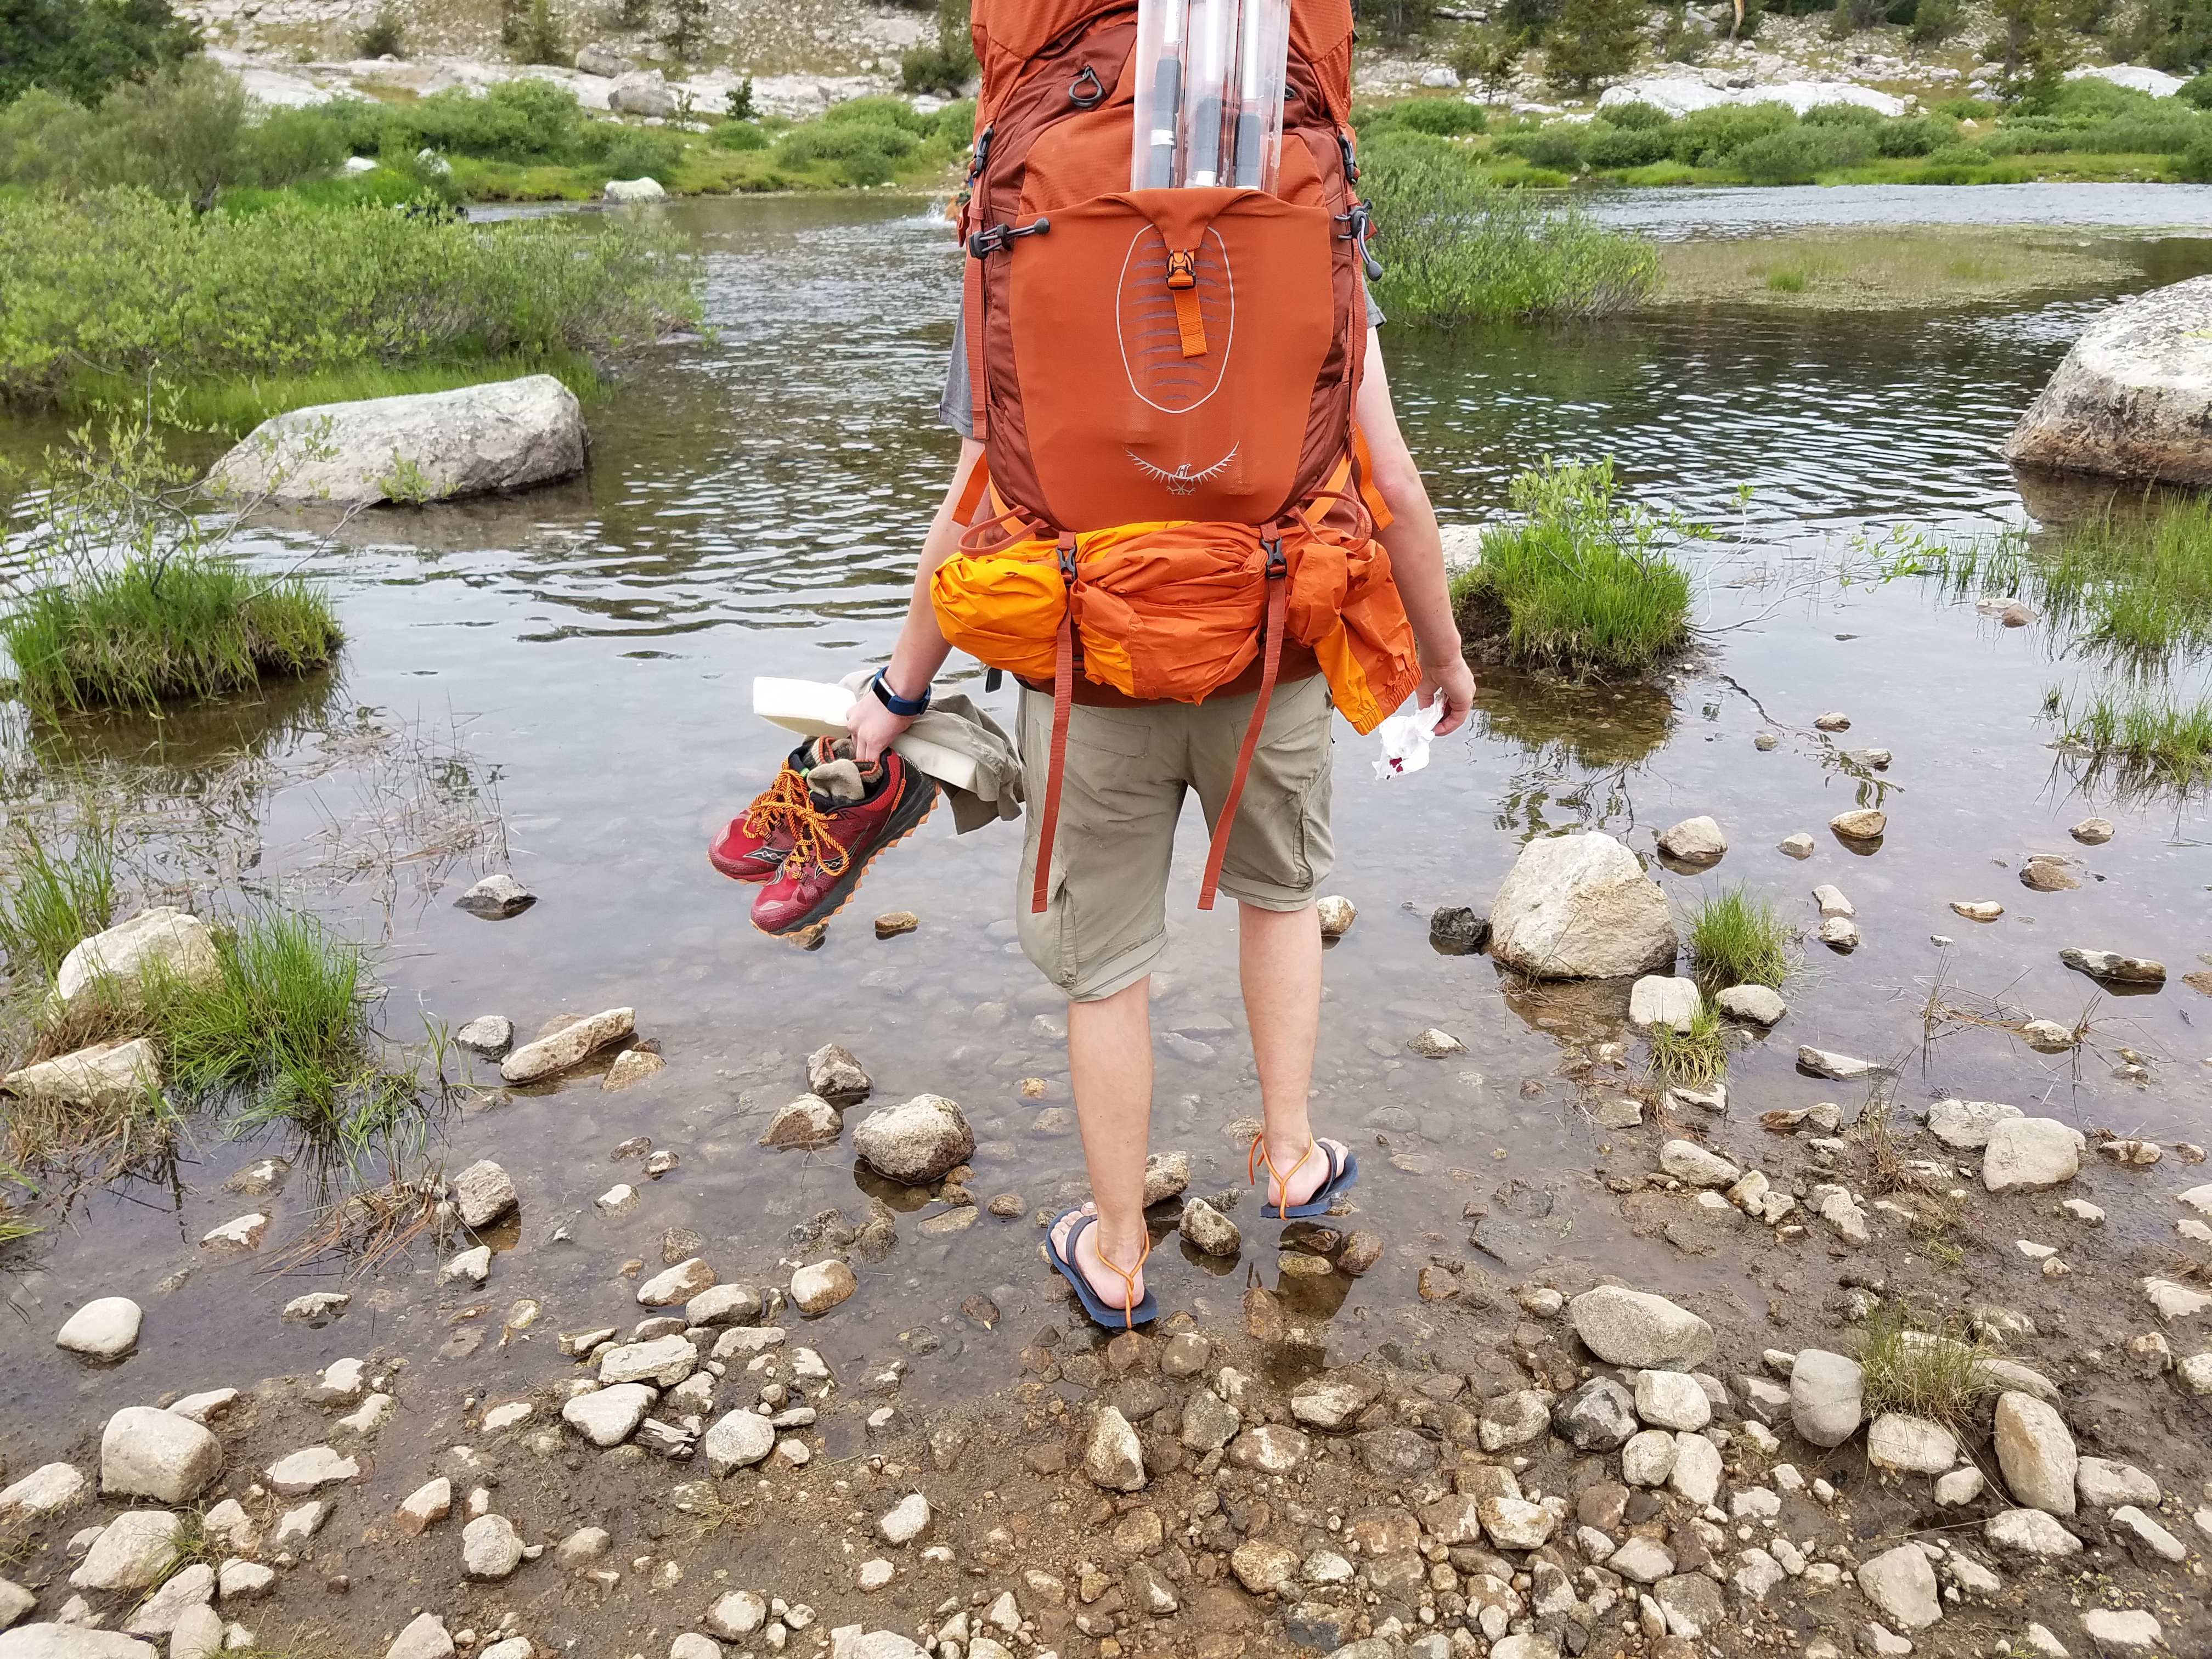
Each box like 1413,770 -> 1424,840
845,692 -> 913,764
1418,655 -> 1475,737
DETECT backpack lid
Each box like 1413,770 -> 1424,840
969,0 -> 1355,126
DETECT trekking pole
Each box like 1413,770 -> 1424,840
1228,0 -> 1291,190
1132,0 -> 1191,189
1180,0 -> 1238,187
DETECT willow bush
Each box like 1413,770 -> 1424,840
0,187 -> 700,406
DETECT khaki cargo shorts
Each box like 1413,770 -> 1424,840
1014,673 -> 1335,1002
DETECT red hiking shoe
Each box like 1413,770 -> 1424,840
751,748 -> 936,936
709,740 -> 822,883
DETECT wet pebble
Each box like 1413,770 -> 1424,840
1754,732 -> 1779,751
873,911 -> 919,939
55,1297 -> 142,1360
1314,895 -> 1356,938
2070,816 -> 2115,845
455,873 -> 534,918
1776,832 -> 1813,859
1952,900 -> 2004,921
454,1017 -> 513,1059
1830,809 -> 1886,840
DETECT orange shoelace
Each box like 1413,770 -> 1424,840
781,791 -> 854,879
740,765 -> 812,840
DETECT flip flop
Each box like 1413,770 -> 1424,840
1046,1208 -> 1158,1329
1249,1136 -> 1358,1220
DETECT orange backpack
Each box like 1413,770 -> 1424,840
932,0 -> 1421,912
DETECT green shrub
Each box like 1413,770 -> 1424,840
1802,100 -> 1882,127
1361,133 -> 1660,324
1545,0 -> 1648,90
710,119 -> 769,150
902,0 -> 977,94
1396,96 -> 1488,135
0,188 -> 701,404
0,58 -> 287,200
0,0 -> 201,108
1732,122 -> 1872,180
1923,140 -> 1993,165
1873,113 -> 1954,155
514,0 -> 566,65
596,128 -> 682,182
1605,99 -> 1674,129
1649,1006 -> 1726,1084
1449,458 -> 1694,678
1514,124 -> 1587,170
1585,122 -> 1675,166
930,98 -> 978,142
2182,71 -> 2212,106
1931,95 -> 1997,119
1668,99 -> 1793,165
354,7 -> 403,57
776,117 -> 919,185
1909,0 -> 1965,44
2182,131 -> 2212,177
821,94 -> 934,133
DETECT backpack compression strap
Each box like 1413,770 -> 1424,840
1030,532 -> 1082,916
1195,531 -> 1291,912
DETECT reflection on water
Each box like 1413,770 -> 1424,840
3,192 -> 2211,1451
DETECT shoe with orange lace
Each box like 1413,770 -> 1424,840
1046,1204 -> 1158,1328
708,739 -> 823,883
1249,1133 -> 1358,1219
748,745 -> 936,936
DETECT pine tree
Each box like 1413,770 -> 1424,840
663,0 -> 707,61
1544,0 -> 1646,92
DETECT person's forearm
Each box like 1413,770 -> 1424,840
879,438 -> 984,701
1353,337 -> 1462,669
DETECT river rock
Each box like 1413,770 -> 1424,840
1552,1376 -> 1638,1452
2,1038 -> 163,1110
438,1245 -> 489,1286
445,1158 -> 515,1228
1569,1286 -> 1713,1370
1716,984 -> 1785,1025
1620,1429 -> 1677,1487
852,1094 -> 974,1184
69,1512 -> 180,1592
2004,274 -> 2212,485
169,1606 -> 223,1659
1928,1099 -> 2022,1150
397,1478 -> 451,1535
1983,1118 -> 2083,1193
101,1408 -> 220,1503
562,1383 -> 655,1447
1867,1413 -> 1959,1474
637,1258 -> 714,1306
1789,1350 -> 1863,1447
1477,1390 -> 1554,1452
1953,900 -> 2004,921
1666,1431 -> 1723,1505
1229,1539 -> 1297,1594
1142,1149 -> 1190,1205
805,1042 -> 871,1106
703,1409 -> 776,1474
454,1015 -> 512,1057
1178,1198 -> 1240,1257
54,907 -> 219,1009
2058,947 -> 2164,984
2076,1458 -> 2160,1508
1634,1369 -> 1712,1431
263,1446 -> 357,1497
1656,816 -> 1725,863
1488,832 -> 1677,980
2019,855 -> 2079,892
210,376 -> 588,506
1776,831 -> 1812,855
1629,977 -> 1702,1032
56,1298 -> 142,1359
1830,809 -> 1886,840
600,1334 -> 696,1386
1428,906 -> 1489,954
761,1096 -> 842,1149
0,1582 -> 32,1633
1658,1139 -> 1739,1188
2079,1609 -> 2164,1652
454,873 -> 533,918
1856,1544 -> 1942,1632
501,1007 -> 635,1084
1985,1508 -> 2081,1556
1995,1392 -> 2076,1515
1797,1046 -> 1874,1080
1084,1407 -> 1146,1491
877,1493 -> 929,1545
0,1632 -> 158,1659
1309,893 -> 1357,939
383,1613 -> 455,1659
686,1283 -> 759,1326
2070,816 -> 2115,844
0,1465 -> 87,1519
704,1592 -> 766,1639
461,1514 -> 523,1579
791,1260 -> 857,1315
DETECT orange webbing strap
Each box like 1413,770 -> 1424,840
1171,287 -> 1209,358
1197,541 -> 1290,912
1030,533 -> 1080,916
1348,424 -> 1394,532
951,450 -> 992,527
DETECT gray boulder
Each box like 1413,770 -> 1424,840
0,1631 -> 157,1659
100,1408 -> 221,1503
1568,1285 -> 1713,1370
55,1297 -> 142,1359
1551,1376 -> 1638,1452
852,1094 -> 974,1184
208,376 -> 588,507
1488,832 -> 1677,980
2004,275 -> 2212,485
55,907 -> 219,1009
1788,1349 -> 1863,1447
610,72 -> 675,117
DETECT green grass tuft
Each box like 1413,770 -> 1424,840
1764,267 -> 1807,291
1683,885 -> 1793,989
1857,1301 -> 1995,1433
2,560 -> 341,717
1647,1004 -> 1726,1084
2053,687 -> 2212,794
0,816 -> 116,980
1449,458 -> 1696,679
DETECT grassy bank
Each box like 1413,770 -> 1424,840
1451,460 -> 1697,678
1362,132 -> 1660,323
1656,228 -> 2135,309
2051,687 -> 2212,793
1357,75 -> 2212,187
0,187 -> 697,415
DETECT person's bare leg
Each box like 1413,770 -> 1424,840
1240,901 -> 1346,1209
1051,975 -> 1154,1315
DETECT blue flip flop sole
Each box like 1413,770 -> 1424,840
1046,1209 -> 1158,1328
1262,1146 -> 1359,1220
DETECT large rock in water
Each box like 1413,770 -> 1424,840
1489,833 -> 1677,979
55,907 -> 220,1009
207,376 -> 587,506
2003,275 -> 2212,485
851,1094 -> 975,1184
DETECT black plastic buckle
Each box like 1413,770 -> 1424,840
985,666 -> 1003,692
967,217 -> 1051,258
967,123 -> 993,180
1058,542 -> 1080,585
1068,65 -> 1105,108
1264,538 -> 1286,578
1336,132 -> 1359,183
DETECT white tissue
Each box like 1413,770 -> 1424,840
1372,697 -> 1446,781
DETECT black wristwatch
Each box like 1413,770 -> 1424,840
870,668 -> 931,717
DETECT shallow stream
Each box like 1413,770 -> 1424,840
3,189 -> 2210,1465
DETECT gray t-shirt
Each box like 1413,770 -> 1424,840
939,290 -> 1385,440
